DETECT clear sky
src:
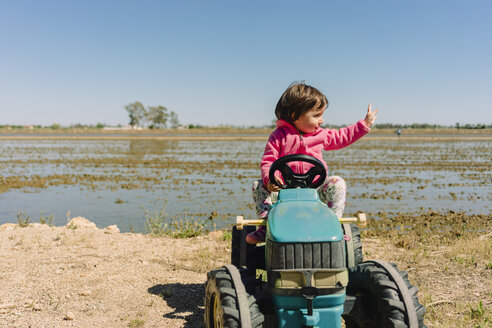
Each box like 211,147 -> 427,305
1,0 -> 491,127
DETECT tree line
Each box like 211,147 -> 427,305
124,102 -> 180,129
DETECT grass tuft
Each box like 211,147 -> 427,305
128,318 -> 145,328
144,205 -> 167,235
469,301 -> 486,320
39,214 -> 54,226
144,203 -> 214,238
221,230 -> 232,241
16,212 -> 31,227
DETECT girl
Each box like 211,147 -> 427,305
247,82 -> 378,244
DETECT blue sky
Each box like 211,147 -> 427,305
1,0 -> 490,127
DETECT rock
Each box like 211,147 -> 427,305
103,225 -> 120,234
0,223 -> 17,231
64,311 -> 75,320
79,290 -> 92,296
23,300 -> 33,307
32,304 -> 42,311
29,223 -> 51,229
208,230 -> 223,239
66,217 -> 97,229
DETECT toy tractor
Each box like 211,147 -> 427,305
204,155 -> 426,327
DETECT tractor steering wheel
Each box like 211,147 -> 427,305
268,154 -> 327,189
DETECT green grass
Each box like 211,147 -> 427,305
128,318 -> 145,328
16,212 -> 31,227
221,230 -> 232,241
144,203 -> 214,238
39,214 -> 54,226
470,301 -> 486,320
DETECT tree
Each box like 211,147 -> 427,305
124,102 -> 178,128
147,105 -> 168,129
169,111 -> 180,128
125,102 -> 146,126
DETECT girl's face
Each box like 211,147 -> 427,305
293,106 -> 326,134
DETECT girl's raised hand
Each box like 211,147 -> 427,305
364,103 -> 378,127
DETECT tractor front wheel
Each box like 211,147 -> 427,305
204,267 -> 264,328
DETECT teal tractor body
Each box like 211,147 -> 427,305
204,154 -> 426,328
267,188 -> 347,327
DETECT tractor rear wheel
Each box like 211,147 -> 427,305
204,267 -> 264,328
342,223 -> 363,268
231,226 -> 255,268
343,261 -> 426,328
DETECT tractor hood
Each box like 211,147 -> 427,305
267,189 -> 343,243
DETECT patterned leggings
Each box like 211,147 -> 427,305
252,176 -> 347,219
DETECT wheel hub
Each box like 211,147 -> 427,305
212,292 -> 223,328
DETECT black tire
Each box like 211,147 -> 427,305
342,223 -> 363,268
204,267 -> 264,328
231,226 -> 255,267
343,261 -> 426,328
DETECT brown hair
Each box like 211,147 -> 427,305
275,82 -> 328,123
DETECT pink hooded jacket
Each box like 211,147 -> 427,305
261,119 -> 371,186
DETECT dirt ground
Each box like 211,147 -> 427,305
0,219 -> 230,328
1,214 -> 490,328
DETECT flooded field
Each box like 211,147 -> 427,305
0,132 -> 491,232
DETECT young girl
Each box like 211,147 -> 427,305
246,82 -> 378,244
